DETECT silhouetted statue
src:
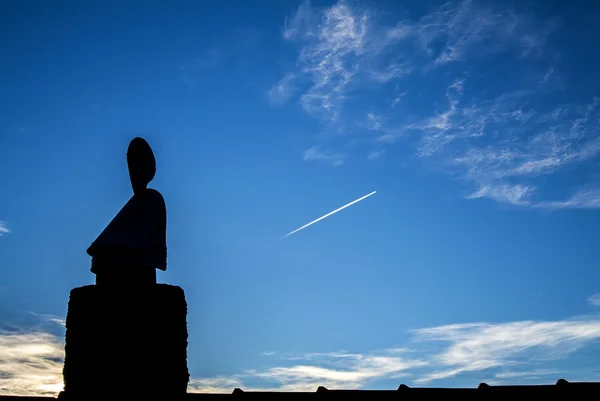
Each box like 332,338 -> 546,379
60,137 -> 188,401
86,137 -> 167,285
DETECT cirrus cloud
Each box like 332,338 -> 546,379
0,221 -> 10,237
5,301 -> 600,396
269,0 -> 600,209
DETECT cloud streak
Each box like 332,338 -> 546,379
303,145 -> 346,166
412,318 -> 600,384
281,190 -> 376,239
5,303 -> 600,395
0,329 -> 64,396
589,294 -> 600,308
185,349 -> 426,392
0,221 -> 10,236
268,73 -> 297,106
270,0 -> 600,209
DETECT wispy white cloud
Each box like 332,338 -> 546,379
303,145 -> 346,166
540,68 -> 555,85
391,92 -> 406,108
412,318 -> 600,384
189,377 -> 245,393
271,1 -> 600,209
293,0 -> 369,122
190,350 -> 424,393
174,311 -> 600,390
278,0 -> 411,122
367,150 -> 383,160
537,189 -> 600,210
267,73 -> 296,106
466,183 -> 535,206
369,62 -> 412,83
588,294 -> 600,307
245,351 -> 425,391
494,369 -> 561,380
273,0 -> 551,122
0,221 -> 10,236
366,113 -> 383,131
437,96 -> 600,207
6,303 -> 600,395
0,330 -> 64,396
27,313 -> 66,328
413,0 -> 551,65
283,0 -> 314,41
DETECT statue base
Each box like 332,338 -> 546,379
60,284 -> 189,400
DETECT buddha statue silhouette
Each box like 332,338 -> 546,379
86,137 -> 167,285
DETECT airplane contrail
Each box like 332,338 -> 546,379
281,190 -> 377,239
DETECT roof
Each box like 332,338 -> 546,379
1,380 -> 600,400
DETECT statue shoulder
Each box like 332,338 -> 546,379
140,188 -> 166,207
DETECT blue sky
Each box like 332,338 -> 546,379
2,0 -> 600,395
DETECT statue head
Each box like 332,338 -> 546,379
127,137 -> 156,195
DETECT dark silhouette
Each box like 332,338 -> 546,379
86,137 -> 167,286
127,137 -> 156,196
4,380 -> 600,400
58,138 -> 189,400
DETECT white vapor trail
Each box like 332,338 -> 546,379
281,191 -> 377,238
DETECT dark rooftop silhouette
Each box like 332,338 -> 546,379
2,379 -> 600,400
